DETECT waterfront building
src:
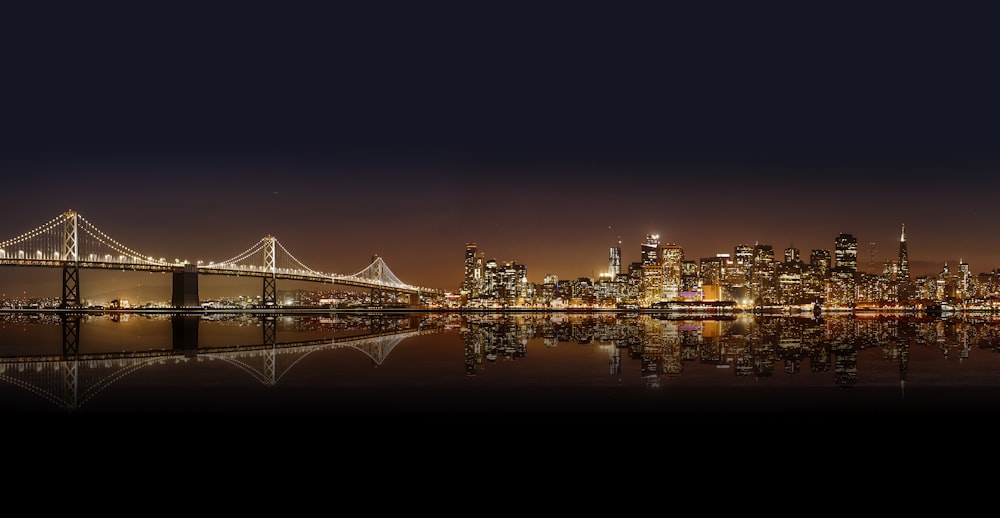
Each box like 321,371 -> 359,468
680,259 -> 700,299
541,274 -> 558,304
660,243 -> 684,301
777,254 -> 806,305
594,274 -> 619,305
500,261 -> 528,304
642,264 -> 663,305
801,262 -> 826,303
857,272 -> 893,307
569,277 -> 596,306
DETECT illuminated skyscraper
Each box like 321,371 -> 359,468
660,243 -> 684,300
641,234 -> 660,266
896,224 -> 912,302
462,243 -> 485,297
834,233 -> 858,272
830,234 -> 858,307
898,224 -> 909,281
728,244 -> 750,287
809,249 -> 831,277
751,243 -> 776,304
609,240 -> 622,276
958,258 -> 971,300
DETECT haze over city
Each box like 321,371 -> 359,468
2,1 -> 998,300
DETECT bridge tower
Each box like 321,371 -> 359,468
61,210 -> 81,308
263,235 -> 277,306
369,254 -> 383,306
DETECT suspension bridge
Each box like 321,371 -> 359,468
0,210 -> 442,308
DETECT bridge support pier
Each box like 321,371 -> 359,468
263,276 -> 277,306
171,264 -> 200,308
61,264 -> 81,308
370,287 -> 384,307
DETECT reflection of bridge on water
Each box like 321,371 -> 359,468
0,312 -> 442,412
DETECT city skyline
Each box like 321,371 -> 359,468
2,2 -> 998,296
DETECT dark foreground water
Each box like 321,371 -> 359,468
3,310 -> 1000,427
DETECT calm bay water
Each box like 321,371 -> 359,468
3,310 -> 1000,421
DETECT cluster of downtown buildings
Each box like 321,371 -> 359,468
458,225 -> 1000,310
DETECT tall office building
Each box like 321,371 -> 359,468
751,243 -> 776,304
809,249 -> 831,277
957,259 -> 971,298
830,234 -> 858,307
661,244 -> 684,276
804,249 -> 830,302
641,234 -> 660,266
609,240 -> 622,277
462,243 -> 478,293
660,243 -> 684,300
462,243 -> 485,297
898,224 -> 909,281
784,247 -> 800,264
834,233 -> 858,272
896,224 -> 912,302
734,244 -> 753,283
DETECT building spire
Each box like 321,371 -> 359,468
900,223 -> 906,243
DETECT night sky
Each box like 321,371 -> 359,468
2,1 -> 999,300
